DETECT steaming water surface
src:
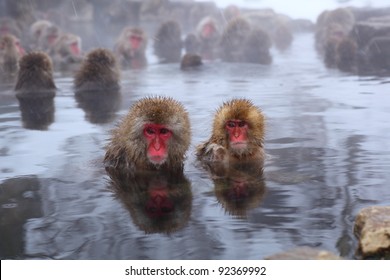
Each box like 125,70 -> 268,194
1,33 -> 390,259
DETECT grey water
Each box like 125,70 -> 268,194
1,33 -> 390,260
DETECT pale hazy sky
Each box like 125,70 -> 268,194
205,0 -> 389,20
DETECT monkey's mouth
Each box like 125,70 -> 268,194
231,142 -> 248,150
148,155 -> 167,165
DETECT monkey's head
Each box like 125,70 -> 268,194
86,48 -> 117,68
18,51 -> 53,72
0,34 -> 24,56
119,96 -> 191,169
212,98 -> 265,157
122,27 -> 147,55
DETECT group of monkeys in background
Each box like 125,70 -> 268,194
0,0 -> 301,82
1,0 -> 390,81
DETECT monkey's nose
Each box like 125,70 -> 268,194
153,138 -> 161,151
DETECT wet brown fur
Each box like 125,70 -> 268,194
0,34 -> 21,79
74,48 -> 120,92
50,32 -> 82,65
38,24 -> 60,52
104,96 -> 191,171
180,53 -> 202,70
14,51 -> 56,97
154,20 -> 182,63
220,16 -> 273,64
219,17 -> 251,62
242,28 -> 272,64
196,98 -> 265,163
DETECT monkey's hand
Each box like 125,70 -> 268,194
205,143 -> 226,162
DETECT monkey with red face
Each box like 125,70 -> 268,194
114,27 -> 147,68
49,32 -> 83,69
104,96 -> 191,172
107,169 -> 192,234
0,34 -> 25,81
196,98 -> 265,165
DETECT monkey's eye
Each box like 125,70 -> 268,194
145,127 -> 155,135
227,121 -> 236,128
160,128 -> 170,135
238,121 -> 246,127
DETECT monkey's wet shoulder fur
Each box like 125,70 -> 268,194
14,51 -> 56,98
74,48 -> 120,92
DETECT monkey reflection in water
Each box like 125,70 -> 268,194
14,52 -> 56,130
74,48 -> 121,124
17,96 -> 55,130
209,163 -> 266,218
107,169 -> 192,234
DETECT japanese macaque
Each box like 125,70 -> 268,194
335,36 -> 358,72
220,17 -> 272,64
180,53 -> 202,70
366,36 -> 390,72
107,169 -> 192,234
321,21 -> 358,72
195,16 -> 221,60
196,98 -> 265,165
14,52 -> 56,98
244,10 -> 294,51
114,27 -> 147,69
0,34 -> 25,81
219,17 -> 251,62
104,96 -> 191,172
153,20 -> 182,63
242,28 -> 272,64
188,1 -> 219,31
74,48 -> 120,92
2,0 -> 36,29
223,5 -> 241,23
50,32 -> 83,69
315,8 -> 355,55
29,20 -> 55,50
0,17 -> 22,38
184,33 -> 200,54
